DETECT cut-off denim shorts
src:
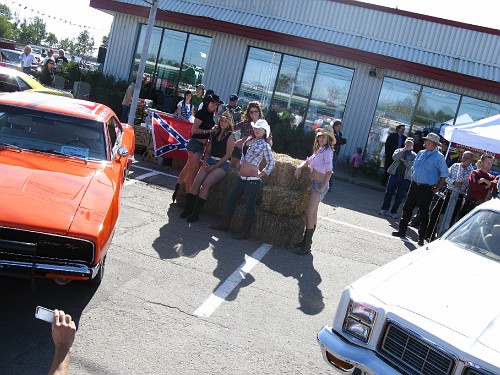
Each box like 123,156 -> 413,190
311,180 -> 329,201
207,156 -> 229,172
187,138 -> 206,155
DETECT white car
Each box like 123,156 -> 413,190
317,199 -> 500,375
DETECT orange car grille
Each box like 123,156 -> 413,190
0,227 -> 94,265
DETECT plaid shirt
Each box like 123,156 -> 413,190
241,138 -> 275,176
445,162 -> 473,194
234,119 -> 254,137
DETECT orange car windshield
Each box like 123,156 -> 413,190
0,106 -> 107,160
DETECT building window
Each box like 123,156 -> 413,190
131,24 -> 212,112
306,62 -> 353,131
457,96 -> 500,121
239,48 -> 282,110
366,76 -> 500,166
238,47 -> 354,130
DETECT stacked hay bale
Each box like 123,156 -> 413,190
177,152 -> 311,247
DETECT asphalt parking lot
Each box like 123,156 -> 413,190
0,159 -> 414,374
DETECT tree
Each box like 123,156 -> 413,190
59,38 -> 75,54
73,30 -> 95,57
17,17 -> 47,45
0,16 -> 15,39
45,32 -> 58,47
101,35 -> 109,48
0,4 -> 12,19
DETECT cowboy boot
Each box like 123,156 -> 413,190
186,198 -> 206,223
296,229 -> 314,255
294,225 -> 316,247
232,218 -> 253,240
180,193 -> 197,218
210,213 -> 232,231
172,183 -> 180,203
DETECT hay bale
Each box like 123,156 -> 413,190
259,186 -> 309,216
260,152 -> 310,190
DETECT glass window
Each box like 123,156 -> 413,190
271,55 -> 316,128
239,48 -> 282,111
132,25 -> 163,82
457,96 -> 500,122
365,78 -> 419,163
178,34 -> 211,95
413,87 -> 460,133
130,25 -> 212,113
154,29 -> 187,96
306,62 -> 354,131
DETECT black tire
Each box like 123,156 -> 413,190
89,256 -> 106,285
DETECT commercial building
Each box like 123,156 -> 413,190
91,0 -> 500,163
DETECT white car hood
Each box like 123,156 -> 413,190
369,244 -> 500,353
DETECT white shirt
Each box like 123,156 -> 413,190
20,53 -> 36,68
41,56 -> 55,65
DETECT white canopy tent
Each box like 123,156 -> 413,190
440,114 -> 500,155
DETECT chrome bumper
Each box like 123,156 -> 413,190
0,259 -> 100,279
317,326 -> 401,375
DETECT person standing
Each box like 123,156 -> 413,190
120,80 -> 135,123
328,119 -> 346,191
456,154 -> 497,220
211,119 -> 275,239
383,125 -> 406,184
350,147 -> 363,177
41,49 -> 55,66
182,111 -> 235,222
294,126 -> 335,255
39,59 -> 56,86
379,137 -> 416,219
392,132 -> 448,246
176,90 -> 194,123
426,151 -> 474,240
226,94 -> 243,123
173,94 -> 220,203
19,46 -> 36,74
191,84 -> 205,113
230,101 -> 263,168
55,49 -> 68,66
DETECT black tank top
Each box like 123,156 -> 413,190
211,131 -> 232,158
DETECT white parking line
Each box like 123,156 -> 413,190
194,243 -> 273,317
132,164 -> 178,179
124,165 -> 179,186
320,216 -> 412,243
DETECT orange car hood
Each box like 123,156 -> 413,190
0,151 -> 101,235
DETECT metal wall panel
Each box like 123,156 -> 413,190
110,0 -> 499,82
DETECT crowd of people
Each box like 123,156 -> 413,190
380,127 -> 498,246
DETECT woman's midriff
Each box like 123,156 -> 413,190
311,169 -> 326,184
240,161 -> 259,177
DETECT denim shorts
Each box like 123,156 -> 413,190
187,138 -> 205,155
207,156 -> 229,172
311,181 -> 328,200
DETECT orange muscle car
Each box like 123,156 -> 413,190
0,92 -> 135,285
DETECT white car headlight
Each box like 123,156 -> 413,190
342,300 -> 377,343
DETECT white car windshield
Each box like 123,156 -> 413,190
445,209 -> 500,262
0,106 -> 107,160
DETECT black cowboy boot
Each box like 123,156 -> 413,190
294,225 -> 316,247
186,198 -> 206,223
172,183 -> 180,203
296,229 -> 314,255
180,193 -> 197,218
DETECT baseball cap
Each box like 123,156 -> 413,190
405,137 -> 414,144
196,83 -> 205,89
229,94 -> 238,101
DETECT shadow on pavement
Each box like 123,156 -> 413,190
0,277 -> 98,375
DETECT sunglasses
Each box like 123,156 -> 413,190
249,109 -> 260,114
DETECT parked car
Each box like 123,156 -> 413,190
0,66 -> 73,98
0,92 -> 135,285
317,199 -> 500,375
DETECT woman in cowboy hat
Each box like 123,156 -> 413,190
181,111 -> 235,222
212,119 -> 275,239
293,126 -> 336,255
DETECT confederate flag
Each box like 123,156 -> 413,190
151,112 -> 191,160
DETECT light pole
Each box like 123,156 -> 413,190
127,0 -> 159,125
